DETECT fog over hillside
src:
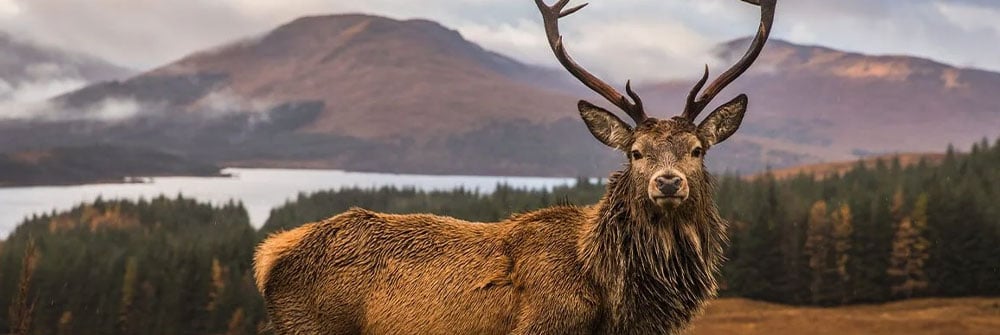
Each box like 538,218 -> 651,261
0,32 -> 133,119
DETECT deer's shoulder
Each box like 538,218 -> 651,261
501,205 -> 593,249
306,207 -> 508,246
507,205 -> 592,227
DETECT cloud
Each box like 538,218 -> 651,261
5,77 -> 86,101
0,78 -> 11,97
196,88 -> 273,120
0,75 -> 88,118
0,96 -> 142,122
937,2 -> 1000,36
444,0 -> 768,82
0,70 -> 275,123
0,0 -> 998,81
0,74 -> 142,122
77,97 -> 142,121
0,0 -> 19,16
778,0 -> 1000,71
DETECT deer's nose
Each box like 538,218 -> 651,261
655,174 -> 684,195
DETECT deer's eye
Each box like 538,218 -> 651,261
691,147 -> 704,158
630,150 -> 644,160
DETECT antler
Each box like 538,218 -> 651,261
535,0 -> 648,124
682,0 -> 776,122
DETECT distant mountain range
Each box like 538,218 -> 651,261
0,14 -> 996,178
0,32 -> 133,104
643,39 -> 1000,169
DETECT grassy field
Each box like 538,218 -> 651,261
688,297 -> 1000,335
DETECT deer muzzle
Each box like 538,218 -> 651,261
649,169 -> 689,207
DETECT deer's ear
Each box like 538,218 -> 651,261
579,100 -> 633,151
697,94 -> 747,147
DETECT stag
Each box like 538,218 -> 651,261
254,0 -> 775,334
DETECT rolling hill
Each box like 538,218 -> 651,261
57,14 -> 577,139
0,14 -> 996,177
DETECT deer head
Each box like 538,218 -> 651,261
537,0 -> 775,210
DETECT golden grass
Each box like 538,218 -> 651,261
688,297 -> 1000,335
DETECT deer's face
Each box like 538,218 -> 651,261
536,0 -> 772,209
579,95 -> 748,209
628,120 -> 703,207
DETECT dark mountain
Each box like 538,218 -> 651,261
0,145 -> 220,187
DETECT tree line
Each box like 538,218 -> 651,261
0,138 -> 997,334
717,139 -> 999,304
0,197 -> 262,335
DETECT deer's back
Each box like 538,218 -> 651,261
255,206 -> 595,334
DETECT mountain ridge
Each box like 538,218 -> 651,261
639,37 -> 999,170
129,13 -> 577,139
1,14 -> 996,177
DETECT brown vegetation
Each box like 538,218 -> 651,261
748,152 -> 946,181
688,298 -> 1000,335
8,239 -> 38,335
48,204 -> 141,233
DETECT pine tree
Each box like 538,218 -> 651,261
804,200 -> 835,304
887,192 -> 931,298
119,257 -> 138,335
207,257 -> 227,313
57,311 -> 73,335
9,239 -> 39,335
831,203 -> 853,302
225,308 -> 247,335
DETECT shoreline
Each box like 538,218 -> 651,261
0,171 -> 231,189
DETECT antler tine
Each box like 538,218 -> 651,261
682,0 -> 776,121
535,0 -> 648,124
625,80 -> 645,114
684,66 -> 710,118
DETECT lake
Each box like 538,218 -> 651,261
0,168 -> 578,237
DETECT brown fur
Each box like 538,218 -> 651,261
254,223 -> 315,292
254,115 -> 736,335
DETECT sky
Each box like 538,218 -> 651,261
0,0 -> 999,82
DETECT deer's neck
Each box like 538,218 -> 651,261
579,170 -> 727,334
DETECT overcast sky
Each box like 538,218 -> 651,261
1,0 -> 998,81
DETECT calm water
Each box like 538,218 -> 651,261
0,168 -> 577,237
